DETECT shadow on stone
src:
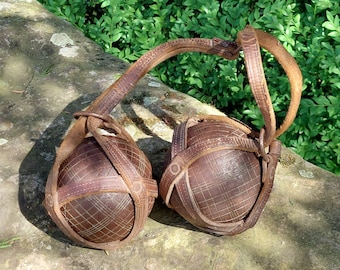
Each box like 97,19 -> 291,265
119,100 -> 203,233
18,93 -> 99,246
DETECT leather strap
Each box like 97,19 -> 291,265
237,26 -> 302,141
57,176 -> 130,206
86,38 -> 240,116
237,26 -> 276,146
254,29 -> 302,138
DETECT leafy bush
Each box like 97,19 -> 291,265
39,0 -> 340,174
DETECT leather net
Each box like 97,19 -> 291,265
44,26 -> 302,249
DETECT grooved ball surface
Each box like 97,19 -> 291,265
58,137 -> 153,243
169,121 -> 261,230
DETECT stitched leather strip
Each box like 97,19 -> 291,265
57,176 -> 130,206
237,26 -> 276,147
174,172 -> 246,234
89,126 -> 150,244
86,39 -> 240,117
254,29 -> 302,138
171,118 -> 198,159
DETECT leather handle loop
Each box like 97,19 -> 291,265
254,28 -> 303,138
237,26 -> 302,144
237,26 -> 276,147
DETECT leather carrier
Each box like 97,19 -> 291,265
43,26 -> 302,250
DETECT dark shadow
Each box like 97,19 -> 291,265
18,93 -> 99,245
149,197 -> 201,232
120,100 -> 203,233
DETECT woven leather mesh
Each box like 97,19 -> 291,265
58,137 -> 153,243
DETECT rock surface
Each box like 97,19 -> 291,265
0,1 -> 339,269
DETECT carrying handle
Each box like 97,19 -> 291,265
48,26 -> 302,202
45,27 -> 302,248
45,38 -> 241,250
48,38 -> 240,188
237,26 -> 302,146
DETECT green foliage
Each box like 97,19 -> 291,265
39,0 -> 339,175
